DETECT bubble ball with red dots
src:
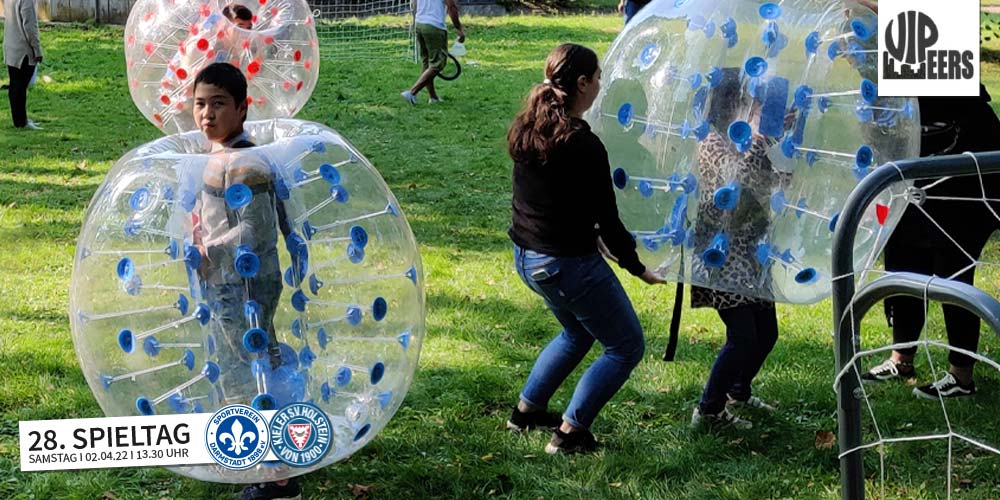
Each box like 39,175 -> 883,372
124,0 -> 319,134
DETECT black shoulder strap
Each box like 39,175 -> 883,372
663,281 -> 683,361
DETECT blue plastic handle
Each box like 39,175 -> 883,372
612,168 -> 629,189
759,2 -> 781,19
350,225 -> 369,248
234,245 -> 260,278
713,181 -> 741,210
370,362 -> 386,385
702,233 -> 730,268
291,290 -> 309,312
242,327 -> 269,353
320,163 -> 341,184
372,297 -> 388,321
617,103 -> 634,127
225,183 -> 253,210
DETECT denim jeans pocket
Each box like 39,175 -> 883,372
522,250 -> 561,285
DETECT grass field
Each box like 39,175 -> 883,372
2,13 -> 1000,500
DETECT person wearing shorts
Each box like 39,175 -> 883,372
401,0 -> 465,105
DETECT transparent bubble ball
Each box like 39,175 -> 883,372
69,119 -> 424,482
124,0 -> 320,134
587,0 -> 920,304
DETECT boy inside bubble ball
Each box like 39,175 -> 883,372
190,62 -> 304,500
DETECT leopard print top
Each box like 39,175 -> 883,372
690,132 -> 790,310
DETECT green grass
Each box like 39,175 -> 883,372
2,14 -> 1000,500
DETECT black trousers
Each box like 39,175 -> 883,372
884,93 -> 1000,368
7,57 -> 34,127
699,305 -> 779,413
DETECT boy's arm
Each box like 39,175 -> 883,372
444,0 -> 465,42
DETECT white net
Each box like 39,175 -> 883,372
309,0 -> 414,61
836,153 -> 1000,499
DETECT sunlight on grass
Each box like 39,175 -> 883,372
0,13 -> 999,500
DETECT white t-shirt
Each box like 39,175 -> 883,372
415,0 -> 447,31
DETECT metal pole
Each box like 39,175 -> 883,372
831,151 -> 1000,499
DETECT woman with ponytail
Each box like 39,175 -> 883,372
505,44 -> 666,454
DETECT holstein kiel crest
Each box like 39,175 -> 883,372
270,403 -> 332,467
205,404 -> 270,470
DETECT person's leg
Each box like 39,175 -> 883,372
727,305 -> 779,402
410,26 -> 446,96
882,226 -> 934,364
557,259 -> 644,431
623,0 -> 640,24
7,58 -> 33,127
936,222 -> 992,383
515,250 -> 597,414
699,306 -> 756,415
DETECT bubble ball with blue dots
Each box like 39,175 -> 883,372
587,0 -> 920,303
69,119 -> 424,482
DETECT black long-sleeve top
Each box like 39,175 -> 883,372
508,118 -> 646,277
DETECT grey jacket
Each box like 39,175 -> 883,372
3,0 -> 42,67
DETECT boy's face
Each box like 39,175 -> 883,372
193,82 -> 247,144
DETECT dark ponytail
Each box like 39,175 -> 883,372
507,44 -> 599,163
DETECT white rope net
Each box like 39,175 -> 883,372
309,0 -> 414,61
836,152 -> 1000,498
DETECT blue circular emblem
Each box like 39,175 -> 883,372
205,404 -> 270,470
269,403 -> 333,467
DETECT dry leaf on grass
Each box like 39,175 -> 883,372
349,483 -> 374,500
815,430 -> 836,450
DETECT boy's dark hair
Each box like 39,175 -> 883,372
223,4 -> 253,21
194,62 -> 249,109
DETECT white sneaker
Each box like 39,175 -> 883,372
400,90 -> 417,105
22,119 -> 43,130
429,97 -> 444,104
691,406 -> 752,430
726,394 -> 776,414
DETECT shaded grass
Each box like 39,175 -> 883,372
0,13 -> 999,500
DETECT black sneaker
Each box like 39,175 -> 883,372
544,428 -> 599,455
913,372 -> 976,400
860,358 -> 916,384
506,407 -> 562,432
238,478 -> 302,500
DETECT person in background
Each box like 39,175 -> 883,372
401,0 -> 465,105
4,0 -> 44,129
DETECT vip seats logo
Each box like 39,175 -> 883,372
878,0 -> 979,96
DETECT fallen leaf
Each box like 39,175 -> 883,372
102,492 -> 117,500
815,430 -> 836,450
481,453 -> 494,461
609,482 -> 623,488
348,483 -> 374,500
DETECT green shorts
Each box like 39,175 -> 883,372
415,23 -> 448,72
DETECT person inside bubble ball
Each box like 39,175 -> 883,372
506,43 -> 666,454
190,62 -> 302,500
223,3 -> 254,30
688,67 -> 793,431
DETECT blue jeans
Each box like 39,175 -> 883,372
699,305 -> 779,414
514,244 -> 645,430
624,0 -> 644,24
